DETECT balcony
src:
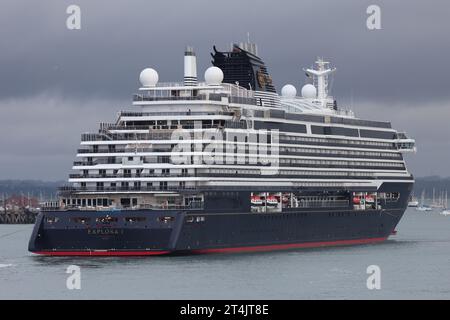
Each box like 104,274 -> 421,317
69,173 -> 190,179
58,185 -> 197,194
133,94 -> 211,102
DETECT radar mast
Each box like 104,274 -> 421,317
304,58 -> 336,100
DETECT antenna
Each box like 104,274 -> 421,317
303,57 -> 336,100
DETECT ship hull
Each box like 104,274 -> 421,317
29,182 -> 412,256
28,208 -> 404,256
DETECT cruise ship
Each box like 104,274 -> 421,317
28,41 -> 416,256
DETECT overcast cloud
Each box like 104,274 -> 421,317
0,0 -> 449,179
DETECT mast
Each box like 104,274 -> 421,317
445,190 -> 448,210
304,58 -> 336,100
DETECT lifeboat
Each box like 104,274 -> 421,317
266,196 -> 278,206
352,197 -> 361,204
365,195 -> 375,203
251,196 -> 263,206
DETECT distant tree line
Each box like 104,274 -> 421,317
0,180 -> 64,201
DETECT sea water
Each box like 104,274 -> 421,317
1,208 -> 449,299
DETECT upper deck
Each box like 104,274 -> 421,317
133,82 -> 256,106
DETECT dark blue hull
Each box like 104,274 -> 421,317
28,183 -> 412,256
29,192 -> 408,255
28,208 -> 403,256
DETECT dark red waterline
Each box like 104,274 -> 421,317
192,236 -> 388,254
33,236 -> 388,256
33,250 -> 171,257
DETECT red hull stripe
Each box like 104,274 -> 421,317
191,237 -> 388,254
33,250 -> 171,257
32,237 -> 387,256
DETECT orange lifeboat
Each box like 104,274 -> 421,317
266,196 -> 278,206
251,196 -> 263,206
352,197 -> 361,204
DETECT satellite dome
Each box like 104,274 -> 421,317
139,68 -> 159,87
204,66 -> 224,85
301,84 -> 317,99
281,84 -> 297,98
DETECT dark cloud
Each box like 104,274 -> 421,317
0,0 -> 449,179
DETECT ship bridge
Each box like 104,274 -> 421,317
394,132 -> 416,153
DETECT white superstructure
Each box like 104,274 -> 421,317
59,46 -> 415,211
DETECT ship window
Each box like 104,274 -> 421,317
125,217 -> 146,223
71,217 -> 91,224
158,216 -> 175,223
96,216 -> 118,223
120,198 -> 131,207
46,217 -> 59,223
360,129 -> 396,140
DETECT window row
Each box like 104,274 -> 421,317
278,159 -> 405,168
279,147 -> 401,158
282,135 -> 393,147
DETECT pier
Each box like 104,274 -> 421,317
0,208 -> 37,224
0,194 -> 40,224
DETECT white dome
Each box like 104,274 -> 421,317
139,68 -> 159,87
301,84 -> 317,99
281,84 -> 297,98
204,66 -> 224,85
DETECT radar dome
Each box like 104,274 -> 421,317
204,66 -> 224,85
281,84 -> 297,98
301,84 -> 317,99
139,68 -> 159,87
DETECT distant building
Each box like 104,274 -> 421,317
5,195 -> 39,209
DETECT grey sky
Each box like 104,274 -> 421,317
1,0 -> 449,180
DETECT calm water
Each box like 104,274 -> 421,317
1,209 -> 450,300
